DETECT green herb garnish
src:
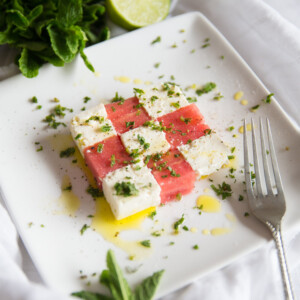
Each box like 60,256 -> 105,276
262,93 -> 274,104
97,143 -> 103,153
110,154 -> 116,167
126,121 -> 135,128
114,182 -> 139,197
170,102 -> 180,109
151,95 -> 158,103
60,147 -> 75,158
151,36 -> 161,44
140,240 -> 151,248
112,92 -> 125,103
101,124 -> 111,132
75,133 -> 82,140
86,185 -> 103,198
148,210 -> 157,220
80,224 -> 89,235
174,214 -> 185,231
187,97 -> 197,103
31,96 -> 38,103
211,182 -> 232,199
44,113 -> 66,129
133,88 -> 145,97
180,116 -> 192,124
83,96 -> 91,103
196,82 -> 216,96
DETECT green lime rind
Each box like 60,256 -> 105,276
107,0 -> 170,30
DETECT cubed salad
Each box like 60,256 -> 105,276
70,83 -> 230,219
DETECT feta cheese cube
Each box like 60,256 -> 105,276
102,165 -> 161,220
120,124 -> 170,159
178,133 -> 230,178
70,104 -> 116,154
137,83 -> 189,118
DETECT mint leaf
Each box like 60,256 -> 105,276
18,48 -> 42,78
27,5 -> 43,24
134,270 -> 165,300
57,0 -> 83,28
47,23 -> 77,63
71,290 -> 114,300
6,9 -> 29,29
106,250 -> 133,300
36,48 -> 65,67
79,39 -> 95,72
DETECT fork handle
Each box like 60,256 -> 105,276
268,223 -> 295,300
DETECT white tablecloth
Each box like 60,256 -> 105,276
1,0 -> 300,299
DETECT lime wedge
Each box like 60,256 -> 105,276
107,0 -> 170,30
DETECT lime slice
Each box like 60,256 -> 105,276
107,0 -> 170,30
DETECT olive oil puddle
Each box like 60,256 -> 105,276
50,134 -> 153,259
92,198 -> 154,260
54,175 -> 80,216
197,195 -> 233,236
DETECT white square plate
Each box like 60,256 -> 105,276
0,12 -> 299,298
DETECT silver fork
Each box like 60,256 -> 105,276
243,118 -> 294,300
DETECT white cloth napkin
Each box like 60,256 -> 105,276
1,0 -> 300,299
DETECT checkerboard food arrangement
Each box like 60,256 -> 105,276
70,83 -> 230,220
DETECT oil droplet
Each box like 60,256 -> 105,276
197,195 -> 221,213
144,81 -> 152,85
190,227 -> 198,233
210,227 -> 231,236
94,71 -> 101,77
133,78 -> 143,84
114,76 -> 131,83
202,229 -> 210,235
91,197 -> 154,259
240,99 -> 248,106
203,187 -> 210,194
56,175 -> 80,216
238,123 -> 252,134
234,91 -> 244,100
225,213 -> 236,223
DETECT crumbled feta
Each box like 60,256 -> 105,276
70,104 -> 116,154
102,165 -> 161,220
178,133 -> 230,178
120,124 -> 170,159
137,83 -> 189,118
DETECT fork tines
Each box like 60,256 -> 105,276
243,117 -> 285,201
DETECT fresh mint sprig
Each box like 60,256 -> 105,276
72,250 -> 164,300
0,0 -> 109,78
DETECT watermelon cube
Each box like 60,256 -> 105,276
157,104 -> 210,148
105,97 -> 151,134
84,135 -> 132,188
146,149 -> 196,203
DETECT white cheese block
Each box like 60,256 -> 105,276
178,133 -> 230,178
70,103 -> 116,154
120,124 -> 170,159
137,82 -> 189,118
102,165 -> 161,220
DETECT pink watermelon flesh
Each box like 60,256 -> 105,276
157,104 -> 210,148
105,97 -> 151,134
147,149 -> 196,203
84,135 -> 132,188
